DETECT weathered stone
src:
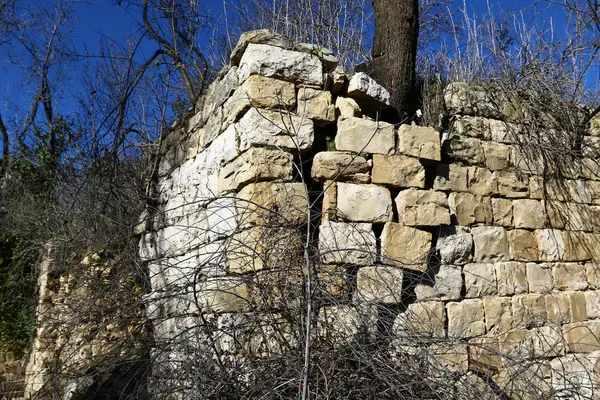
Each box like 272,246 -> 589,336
586,261 -> 600,289
451,115 -> 492,140
448,192 -> 493,226
336,183 -> 393,223
372,154 -> 424,188
568,180 -> 593,204
347,72 -> 391,106
429,344 -> 469,374
513,199 -> 546,229
294,43 -> 338,71
355,266 -> 403,303
464,263 -> 497,298
526,263 -> 553,293
236,182 -> 308,226
446,299 -> 485,338
238,43 -> 323,87
496,171 -> 529,198
335,117 -> 395,154
436,226 -> 473,265
321,181 -> 337,222
563,321 -> 600,353
335,96 -> 361,118
445,137 -> 484,164
553,263 -> 588,291
397,124 -> 441,161
415,264 -> 462,301
586,290 -> 600,319
433,164 -> 469,192
496,261 -> 528,296
467,167 -> 498,196
482,141 -> 511,170
492,197 -> 513,227
319,221 -> 376,265
328,66 -> 347,94
543,201 -> 568,229
297,88 -> 335,123
230,29 -> 293,66
497,329 -> 533,358
380,223 -> 431,272
394,301 -> 445,338
311,152 -> 370,182
508,229 -> 539,261
218,147 -> 293,193
484,297 -> 513,334
545,292 -> 572,324
317,265 -> 350,298
536,229 -> 565,261
444,82 -> 500,118
197,66 -> 239,120
317,306 -> 361,344
395,189 -> 450,226
472,226 -> 510,263
512,294 -> 547,328
237,107 -> 314,152
569,291 -> 588,323
550,353 -> 599,399
196,277 -> 253,313
531,326 -> 565,357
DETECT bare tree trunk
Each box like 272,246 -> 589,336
370,0 -> 419,120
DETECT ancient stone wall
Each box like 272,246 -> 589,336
140,30 -> 600,399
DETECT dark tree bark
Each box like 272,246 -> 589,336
370,0 -> 419,121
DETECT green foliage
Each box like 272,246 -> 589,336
0,230 -> 37,352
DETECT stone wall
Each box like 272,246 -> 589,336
140,29 -> 600,399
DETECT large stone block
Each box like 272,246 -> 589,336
415,264 -> 462,301
553,263 -> 588,291
372,154 -> 425,188
429,344 -> 469,374
335,96 -> 361,118
531,326 -> 565,358
197,66 -> 239,122
238,43 -> 323,86
585,290 -> 600,319
482,141 -> 512,171
355,266 -> 403,304
236,182 -> 308,227
508,229 -> 539,262
446,299 -> 486,338
394,301 -> 445,338
526,263 -> 553,293
321,181 -> 337,222
229,29 -> 293,66
397,124 -> 441,161
536,229 -> 566,262
464,263 -> 497,298
395,189 -> 450,226
569,291 -> 589,323
496,261 -> 528,296
445,137 -> 484,164
311,152 -> 370,182
436,226 -> 473,265
448,192 -> 493,226
335,117 -> 395,155
347,72 -> 391,107
336,183 -> 393,223
496,171 -> 529,198
563,231 -> 593,262
237,107 -> 314,152
317,265 -> 350,298
472,226 -> 510,263
297,88 -> 335,124
563,321 -> 600,353
433,163 -> 469,192
512,294 -> 547,328
319,221 -> 376,265
513,199 -> 546,229
545,292 -> 572,324
380,223 -> 432,272
196,277 -> 253,313
467,167 -> 498,196
444,82 -> 500,118
218,147 -> 293,193
484,297 -> 513,334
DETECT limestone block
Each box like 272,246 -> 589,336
253,269 -> 305,309
355,266 -> 404,304
328,66 -> 347,94
395,189 -> 450,226
482,141 -> 512,170
484,297 -> 513,334
531,326 -> 565,358
297,88 -> 335,124
451,115 -> 492,140
197,240 -> 228,278
188,107 -> 224,156
445,137 -> 484,164
513,199 -> 546,229
472,226 -> 510,263
508,229 -> 539,261
337,183 -> 393,223
512,294 -> 547,328
467,167 -> 498,196
294,43 -> 338,71
583,135 -> 600,158
218,147 -> 293,193
394,301 -> 445,338
511,146 -> 545,175
317,265 -> 350,298
372,154 -> 424,188
498,329 -> 534,359
198,66 -> 239,121
238,43 -> 323,87
568,180 -> 593,204
236,182 -> 308,227
347,72 -> 391,106
569,291 -> 589,323
550,353 -> 600,398
436,226 -> 473,265
415,264 -> 462,301
586,291 -> 600,319
536,229 -> 565,261
546,292 -> 572,324
582,158 -> 600,180
335,117 -> 395,154
311,152 -> 370,182
444,82 -> 500,118
526,263 -> 553,293
397,124 -> 441,161
335,96 -> 361,118
544,201 -> 568,229
496,171 -> 529,198
237,107 -> 314,152
319,221 -> 376,265
380,223 -> 431,272
230,29 -> 293,66
561,231 -> 592,262
433,164 -> 469,192
448,192 -> 493,226
464,263 -> 497,298
553,263 -> 588,291
429,344 -> 469,374
196,277 -> 253,313
221,75 -> 296,127
446,299 -> 486,338
563,321 -> 600,353
496,261 -> 528,295
321,181 -> 337,222
587,261 -> 600,289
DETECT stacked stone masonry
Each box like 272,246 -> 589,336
140,30 -> 600,399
